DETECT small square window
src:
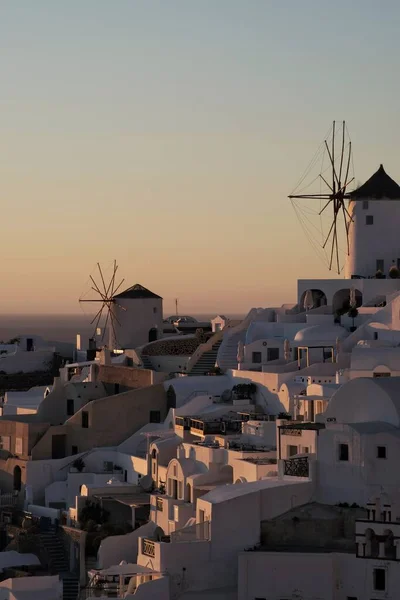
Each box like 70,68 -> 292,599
150,410 -> 161,423
252,351 -> 262,363
366,215 -> 374,225
376,259 -> 384,272
373,568 -> 386,591
81,411 -> 89,428
153,307 -> 157,314
338,443 -> 349,461
377,446 -> 387,459
362,200 -> 369,210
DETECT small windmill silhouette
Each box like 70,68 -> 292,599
79,260 -> 126,348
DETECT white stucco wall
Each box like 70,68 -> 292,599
317,425 -> 400,505
238,549 -> 400,600
112,296 -> 164,350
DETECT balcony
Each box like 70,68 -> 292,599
142,538 -> 156,558
284,456 -> 309,477
281,428 -> 302,437
190,418 -> 242,437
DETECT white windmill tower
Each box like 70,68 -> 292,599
344,164 -> 400,279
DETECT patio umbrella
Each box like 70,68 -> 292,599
237,340 -> 245,364
283,339 -> 291,361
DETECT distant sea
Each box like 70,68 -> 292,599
0,314 -> 245,344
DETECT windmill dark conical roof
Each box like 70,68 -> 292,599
350,164 -> 400,199
113,283 -> 162,300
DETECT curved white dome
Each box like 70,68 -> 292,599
294,324 -> 347,343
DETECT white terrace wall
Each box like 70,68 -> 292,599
197,480 -> 315,561
0,349 -> 54,374
317,426 -> 400,505
238,550 -> 400,600
238,551 -> 335,600
230,370 -> 289,413
98,520 -> 157,569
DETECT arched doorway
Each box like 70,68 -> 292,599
332,288 -> 362,315
219,465 -> 234,484
300,289 -> 328,311
148,328 -> 158,343
13,466 -> 22,492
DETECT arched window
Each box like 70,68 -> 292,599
13,466 -> 22,492
365,528 -> 379,557
384,529 -> 396,559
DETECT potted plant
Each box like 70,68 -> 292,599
375,269 -> 385,279
72,457 -> 85,473
389,265 -> 400,279
347,306 -> 359,332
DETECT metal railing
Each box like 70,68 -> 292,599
0,492 -> 20,507
142,538 -> 155,557
170,520 -> 210,543
284,457 -> 309,477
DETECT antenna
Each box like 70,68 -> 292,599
79,260 -> 126,349
175,298 -> 179,316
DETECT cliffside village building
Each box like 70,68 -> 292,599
1,165 -> 400,598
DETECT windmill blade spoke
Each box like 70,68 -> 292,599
90,276 -> 105,299
90,304 -> 105,325
93,304 -> 105,335
343,141 -> 352,191
335,218 -> 340,274
322,217 -> 336,249
288,194 -> 332,199
341,203 -> 350,255
107,261 -> 118,298
91,286 -> 106,300
319,174 -> 333,192
102,307 -> 111,341
343,205 -> 354,222
337,177 -> 355,196
324,140 -> 340,189
338,120 -> 345,188
111,278 -> 125,297
97,263 -> 108,296
319,199 -> 332,215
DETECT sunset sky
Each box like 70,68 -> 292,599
2,1 -> 400,315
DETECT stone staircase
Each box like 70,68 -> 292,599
217,331 -> 246,370
188,340 -> 222,376
141,355 -> 153,370
39,527 -> 79,600
61,574 -> 80,600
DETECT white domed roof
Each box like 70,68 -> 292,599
294,324 -> 347,343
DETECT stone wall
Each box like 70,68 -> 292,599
261,503 -> 366,552
142,331 -> 209,357
98,365 -> 153,388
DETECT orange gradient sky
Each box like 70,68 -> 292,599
2,1 -> 400,315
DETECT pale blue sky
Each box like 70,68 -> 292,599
1,1 -> 399,314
